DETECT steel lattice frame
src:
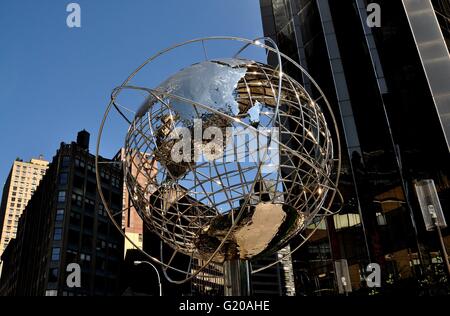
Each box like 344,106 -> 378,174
95,37 -> 343,284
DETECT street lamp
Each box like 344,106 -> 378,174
134,260 -> 162,296
414,179 -> 450,276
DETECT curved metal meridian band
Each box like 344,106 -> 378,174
95,36 -> 342,284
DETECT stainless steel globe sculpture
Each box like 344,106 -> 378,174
96,37 -> 342,284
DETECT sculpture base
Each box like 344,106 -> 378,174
223,259 -> 251,296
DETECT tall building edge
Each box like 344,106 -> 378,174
0,131 -> 124,296
260,0 -> 450,295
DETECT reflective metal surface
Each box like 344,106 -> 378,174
125,58 -> 336,262
96,37 -> 342,284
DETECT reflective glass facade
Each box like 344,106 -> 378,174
260,0 -> 450,295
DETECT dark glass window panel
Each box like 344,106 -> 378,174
75,158 -> 85,170
73,175 -> 84,190
58,191 -> 66,203
83,216 -> 94,232
53,228 -> 63,241
98,222 -> 108,235
86,181 -> 96,195
71,193 -> 83,207
272,0 -> 291,31
70,211 -> 81,226
82,235 -> 93,251
56,209 -> 65,222
111,193 -> 121,207
61,156 -> 71,168
51,247 -> 61,261
68,229 -> 79,247
66,249 -> 77,262
59,173 -> 68,185
48,268 -> 59,283
84,198 -> 95,214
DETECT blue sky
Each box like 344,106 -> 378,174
0,0 -> 264,185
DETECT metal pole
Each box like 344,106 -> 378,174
223,259 -> 251,296
135,261 -> 163,296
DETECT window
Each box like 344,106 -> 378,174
72,193 -> 83,207
96,239 -> 107,251
48,268 -> 59,283
96,257 -> 106,270
61,156 -> 71,168
45,290 -> 58,296
98,204 -> 107,217
70,212 -> 81,226
80,253 -> 91,262
86,181 -> 96,195
83,216 -> 94,232
84,198 -> 95,213
112,177 -> 121,188
56,209 -> 65,222
52,248 -> 61,261
59,173 -> 68,185
66,249 -> 77,262
111,193 -> 121,207
73,175 -> 84,190
98,221 -> 108,235
82,235 -> 92,250
58,191 -> 66,203
68,229 -> 79,246
333,213 -> 361,231
87,163 -> 96,174
53,228 -> 63,241
75,158 -> 85,169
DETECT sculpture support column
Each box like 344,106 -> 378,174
223,259 -> 251,296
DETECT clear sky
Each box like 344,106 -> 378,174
0,0 -> 264,186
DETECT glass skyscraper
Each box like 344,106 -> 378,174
260,0 -> 450,295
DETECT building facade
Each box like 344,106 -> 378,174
0,131 -> 124,296
116,148 -> 144,256
0,158 -> 48,258
260,0 -> 450,295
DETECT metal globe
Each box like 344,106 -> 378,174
123,57 -> 335,263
